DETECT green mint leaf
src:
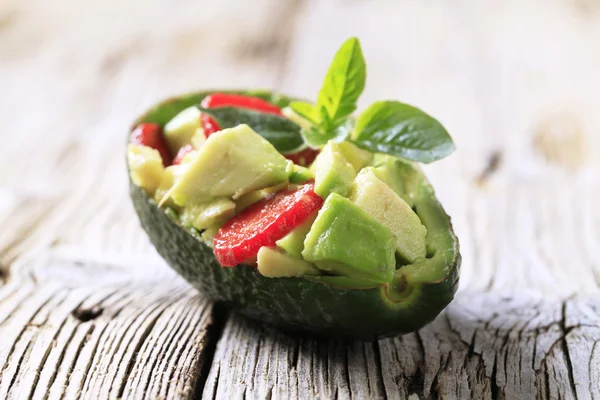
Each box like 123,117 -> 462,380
301,119 -> 353,147
329,118 -> 353,143
289,101 -> 320,125
316,37 -> 366,130
301,127 -> 331,147
292,37 -> 366,148
199,107 -> 305,153
353,101 -> 455,163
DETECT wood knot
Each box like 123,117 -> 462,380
477,150 -> 503,185
533,112 -> 587,171
231,36 -> 284,62
0,9 -> 17,34
72,305 -> 103,322
573,0 -> 600,15
99,50 -> 127,77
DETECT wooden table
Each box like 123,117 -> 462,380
2,0 -> 600,398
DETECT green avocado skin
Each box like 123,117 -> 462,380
129,90 -> 461,340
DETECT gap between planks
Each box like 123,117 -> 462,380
2,259 -> 600,399
203,292 -> 600,399
0,1 -> 308,398
0,258 -> 222,400
2,0 -> 600,398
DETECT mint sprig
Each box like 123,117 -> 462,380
352,101 -> 455,163
290,37 -> 455,164
291,37 -> 365,144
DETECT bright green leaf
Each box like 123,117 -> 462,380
329,119 -> 353,143
301,127 -> 331,147
290,101 -> 319,124
316,37 -> 366,130
353,101 -> 455,163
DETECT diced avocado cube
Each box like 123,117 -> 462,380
302,193 -> 395,283
180,150 -> 199,165
310,142 -> 356,198
201,224 -> 221,243
257,247 -> 321,278
180,198 -> 236,231
169,125 -> 291,205
234,189 -> 269,213
164,106 -> 203,155
351,168 -> 427,263
128,144 -> 165,195
234,181 -> 290,213
191,129 -> 206,149
276,211 -> 318,257
338,141 -> 373,172
371,155 -> 420,207
154,165 -> 183,208
289,164 -> 314,184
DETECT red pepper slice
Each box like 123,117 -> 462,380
213,183 -> 323,267
130,123 -> 171,166
284,147 -> 320,167
200,93 -> 283,137
172,144 -> 194,165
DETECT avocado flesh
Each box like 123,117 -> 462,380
338,141 -> 373,172
371,154 -> 420,208
257,247 -> 321,278
289,164 -> 314,184
351,168 -> 427,263
129,90 -> 460,339
164,106 -> 203,155
200,224 -> 221,243
234,181 -> 290,213
180,198 -> 236,231
169,124 -> 291,205
310,142 -> 356,198
153,165 -> 185,209
127,144 -> 165,195
276,211 -> 318,257
302,193 -> 395,283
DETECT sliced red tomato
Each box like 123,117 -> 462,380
284,147 -> 320,167
200,113 -> 220,137
213,183 -> 323,267
172,144 -> 194,165
200,93 -> 283,137
130,123 -> 171,166
201,93 -> 282,114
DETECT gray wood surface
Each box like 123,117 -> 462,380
204,294 -> 600,399
1,0 -> 600,398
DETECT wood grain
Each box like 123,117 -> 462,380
204,293 -> 600,399
0,255 -> 222,399
1,0 -> 600,398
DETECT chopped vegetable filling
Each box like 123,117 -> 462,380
128,37 -> 455,284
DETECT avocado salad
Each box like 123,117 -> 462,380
128,38 -> 460,339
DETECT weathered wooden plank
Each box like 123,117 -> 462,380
0,0 -> 300,259
203,0 -> 600,398
1,0 -> 600,398
0,0 -> 298,398
0,257 -> 216,400
203,293 -> 600,399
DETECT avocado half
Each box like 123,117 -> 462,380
128,90 -> 461,340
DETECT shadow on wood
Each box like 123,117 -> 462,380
203,292 -> 600,399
